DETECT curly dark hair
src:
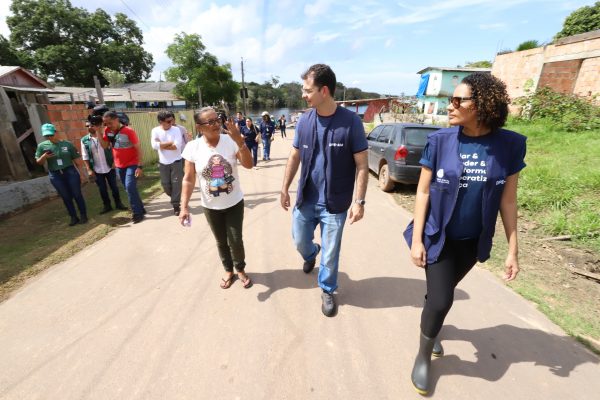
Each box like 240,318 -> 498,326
462,73 -> 510,131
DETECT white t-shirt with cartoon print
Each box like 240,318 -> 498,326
181,134 -> 243,210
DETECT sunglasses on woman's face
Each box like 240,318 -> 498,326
199,118 -> 221,126
448,96 -> 473,108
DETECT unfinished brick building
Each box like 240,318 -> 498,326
491,29 -> 600,106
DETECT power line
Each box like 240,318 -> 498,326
118,0 -> 151,30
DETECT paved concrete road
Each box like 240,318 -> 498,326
1,132 -> 598,400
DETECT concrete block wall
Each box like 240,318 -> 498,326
0,176 -> 56,216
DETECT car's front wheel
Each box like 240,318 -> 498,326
378,164 -> 395,192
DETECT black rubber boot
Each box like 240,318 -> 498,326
432,335 -> 443,357
411,332 -> 436,395
423,296 -> 444,357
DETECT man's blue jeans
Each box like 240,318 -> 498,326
292,202 -> 347,293
117,165 -> 143,216
49,166 -> 87,218
262,137 -> 271,160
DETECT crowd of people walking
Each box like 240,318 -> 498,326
34,63 -> 525,396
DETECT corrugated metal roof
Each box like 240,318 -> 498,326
48,87 -> 181,103
0,65 -> 51,88
121,82 -> 177,92
0,85 -> 55,93
0,66 -> 20,78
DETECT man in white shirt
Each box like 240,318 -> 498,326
81,116 -> 127,214
151,111 -> 185,215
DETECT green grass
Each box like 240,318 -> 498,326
507,118 -> 600,251
0,165 -> 163,300
481,118 -> 600,351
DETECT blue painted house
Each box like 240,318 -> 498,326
415,67 -> 491,116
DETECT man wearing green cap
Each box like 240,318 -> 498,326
35,123 -> 88,226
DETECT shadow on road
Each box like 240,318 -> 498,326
427,324 -> 600,395
249,269 -> 469,309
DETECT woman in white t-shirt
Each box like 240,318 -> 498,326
180,107 -> 254,289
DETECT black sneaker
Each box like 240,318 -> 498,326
132,214 -> 145,224
115,203 -> 128,211
321,291 -> 336,317
303,244 -> 321,273
79,215 -> 88,224
174,206 -> 181,216
68,217 -> 80,226
100,205 -> 113,214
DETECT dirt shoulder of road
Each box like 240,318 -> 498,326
390,182 -> 600,354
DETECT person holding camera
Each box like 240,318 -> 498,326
35,123 -> 88,226
81,116 -> 127,214
102,111 -> 146,224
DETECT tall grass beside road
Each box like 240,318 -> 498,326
509,118 -> 600,251
487,118 -> 600,352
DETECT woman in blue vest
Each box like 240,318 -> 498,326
240,117 -> 260,168
404,73 -> 527,395
259,111 -> 275,161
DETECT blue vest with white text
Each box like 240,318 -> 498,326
296,107 -> 359,214
403,126 -> 527,264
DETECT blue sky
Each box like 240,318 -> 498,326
0,0 -> 594,95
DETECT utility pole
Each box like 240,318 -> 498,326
241,57 -> 248,116
197,84 -> 203,107
93,75 -> 104,104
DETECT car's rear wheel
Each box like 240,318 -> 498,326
379,164 -> 395,192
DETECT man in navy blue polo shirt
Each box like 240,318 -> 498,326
280,64 -> 369,317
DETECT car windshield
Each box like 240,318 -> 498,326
405,128 -> 438,146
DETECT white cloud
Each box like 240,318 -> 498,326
314,32 -> 341,43
479,23 -> 507,30
304,0 -> 334,19
384,38 -> 393,48
384,0 -> 533,25
0,1 -> 11,37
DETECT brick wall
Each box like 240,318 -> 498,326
574,57 -> 600,102
491,48 -> 545,99
492,31 -> 600,109
537,59 -> 583,94
44,104 -> 89,151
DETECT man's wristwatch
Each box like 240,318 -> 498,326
354,199 -> 366,206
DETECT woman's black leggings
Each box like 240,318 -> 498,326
421,238 -> 478,338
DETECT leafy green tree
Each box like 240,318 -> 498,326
555,1 -> 600,40
100,68 -> 125,87
0,34 -> 23,65
164,32 -> 239,106
7,0 -> 154,86
516,40 -> 540,51
464,60 -> 492,68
